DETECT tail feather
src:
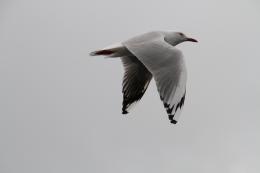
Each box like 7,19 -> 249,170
89,49 -> 115,56
90,43 -> 131,57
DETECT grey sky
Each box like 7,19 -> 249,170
0,0 -> 260,173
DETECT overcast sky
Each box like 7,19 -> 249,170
0,0 -> 260,173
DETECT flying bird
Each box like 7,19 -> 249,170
90,31 -> 197,124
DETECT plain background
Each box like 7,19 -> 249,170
0,0 -> 260,173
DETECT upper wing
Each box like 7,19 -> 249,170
121,55 -> 152,114
123,32 -> 187,124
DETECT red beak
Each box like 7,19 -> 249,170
186,38 -> 198,42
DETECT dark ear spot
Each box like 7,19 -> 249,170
179,32 -> 184,36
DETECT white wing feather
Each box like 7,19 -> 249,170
123,32 -> 187,123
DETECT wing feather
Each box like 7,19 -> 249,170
123,32 -> 187,124
121,55 -> 152,114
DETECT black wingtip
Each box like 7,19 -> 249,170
122,110 -> 128,114
168,114 -> 177,124
170,120 -> 178,124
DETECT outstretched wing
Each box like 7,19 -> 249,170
121,55 -> 152,114
123,32 -> 187,124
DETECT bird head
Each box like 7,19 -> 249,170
164,32 -> 198,46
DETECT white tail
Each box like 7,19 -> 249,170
89,43 -> 131,57
89,49 -> 115,56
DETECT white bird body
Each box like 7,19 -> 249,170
90,31 -> 197,124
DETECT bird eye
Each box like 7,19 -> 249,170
179,33 -> 184,36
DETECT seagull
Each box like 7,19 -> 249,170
90,31 -> 197,124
